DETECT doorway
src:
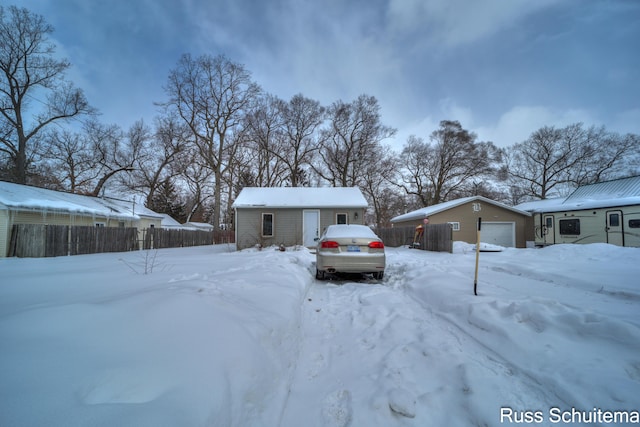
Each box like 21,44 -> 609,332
303,210 -> 320,247
543,215 -> 555,245
606,210 -> 624,246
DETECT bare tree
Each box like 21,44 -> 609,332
397,135 -> 432,206
360,143 -> 399,228
163,54 -> 261,230
242,94 -> 289,187
504,123 -> 637,199
277,94 -> 325,186
119,115 -> 190,207
43,129 -> 98,193
399,120 -> 497,205
41,120 -> 141,195
315,94 -> 395,187
565,125 -> 638,186
0,6 -> 94,184
84,120 -> 141,197
177,146 -> 215,223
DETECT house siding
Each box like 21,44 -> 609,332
0,210 -> 9,258
393,200 -> 529,248
235,207 -> 365,250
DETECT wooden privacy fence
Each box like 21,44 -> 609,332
377,223 -> 453,253
9,225 -> 138,257
8,224 -> 235,258
142,228 -> 234,249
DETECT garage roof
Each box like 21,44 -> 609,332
232,187 -> 368,208
391,196 -> 530,223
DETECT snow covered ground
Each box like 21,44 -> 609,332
1,242 -> 639,426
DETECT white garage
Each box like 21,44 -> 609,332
481,222 -> 516,247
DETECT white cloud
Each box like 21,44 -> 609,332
393,102 -> 613,152
610,108 -> 640,135
389,98 -> 476,151
386,0 -> 561,48
475,106 -> 599,147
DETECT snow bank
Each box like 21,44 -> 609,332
0,245 -> 314,426
1,243 -> 639,426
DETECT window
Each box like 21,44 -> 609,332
629,219 -> 640,228
448,222 -> 460,231
118,221 -> 126,228
262,213 -> 274,237
336,213 -> 347,224
95,222 -> 105,228
609,213 -> 620,227
545,217 -> 553,228
559,219 -> 580,235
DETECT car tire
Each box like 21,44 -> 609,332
316,269 -> 326,280
374,271 -> 384,280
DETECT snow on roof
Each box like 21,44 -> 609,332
103,196 -> 163,219
517,196 -> 640,213
232,187 -> 368,209
0,181 -> 161,220
515,176 -> 640,213
186,222 -> 214,230
513,197 -> 567,213
391,196 -> 530,223
160,213 -> 187,228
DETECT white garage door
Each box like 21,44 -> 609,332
481,222 -> 515,247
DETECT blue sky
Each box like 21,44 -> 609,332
13,0 -> 640,149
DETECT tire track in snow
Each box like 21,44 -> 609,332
276,258 -> 316,427
277,279 -> 419,426
279,251 -> 579,426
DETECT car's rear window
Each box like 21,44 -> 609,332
325,225 -> 378,239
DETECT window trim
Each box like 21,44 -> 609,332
448,221 -> 460,231
262,213 -> 274,237
336,213 -> 348,225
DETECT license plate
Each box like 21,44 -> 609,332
347,245 -> 360,252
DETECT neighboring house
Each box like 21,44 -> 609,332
160,213 -> 185,229
0,181 -> 163,257
232,187 -> 368,249
515,175 -> 640,247
185,221 -> 214,231
102,196 -> 164,231
391,196 -> 531,248
160,214 -> 198,230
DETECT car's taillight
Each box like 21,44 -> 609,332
321,241 -> 340,249
368,241 -> 384,249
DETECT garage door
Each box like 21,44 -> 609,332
481,222 -> 515,247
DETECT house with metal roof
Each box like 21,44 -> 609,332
515,176 -> 640,247
232,187 -> 368,249
391,196 -> 531,248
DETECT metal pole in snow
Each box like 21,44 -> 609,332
474,217 -> 482,296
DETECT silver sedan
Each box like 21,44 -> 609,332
315,224 -> 386,280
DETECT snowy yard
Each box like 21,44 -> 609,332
1,243 -> 639,426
